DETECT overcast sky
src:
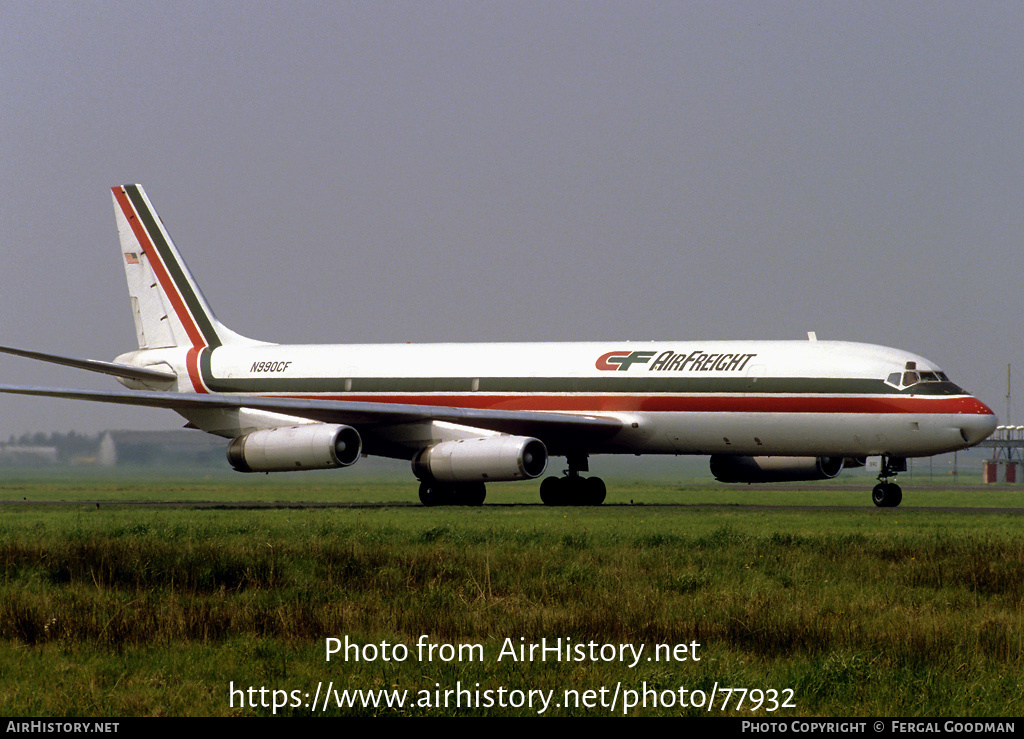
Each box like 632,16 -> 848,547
1,2 -> 1022,435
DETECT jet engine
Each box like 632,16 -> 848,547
228,424 -> 362,472
412,435 -> 548,482
709,455 -> 844,483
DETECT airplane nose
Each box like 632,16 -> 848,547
959,400 -> 998,446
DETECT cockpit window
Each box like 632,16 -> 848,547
884,368 -> 961,392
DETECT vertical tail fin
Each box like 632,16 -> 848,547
111,184 -> 254,350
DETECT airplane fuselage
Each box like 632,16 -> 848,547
116,338 -> 995,460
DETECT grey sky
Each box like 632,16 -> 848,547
1,2 -> 1021,435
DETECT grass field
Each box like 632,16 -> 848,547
2,470 -> 1023,716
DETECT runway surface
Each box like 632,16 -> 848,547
3,499 -> 1024,514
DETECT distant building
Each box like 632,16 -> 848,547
0,444 -> 58,465
98,430 -> 226,467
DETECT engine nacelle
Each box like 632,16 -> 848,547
228,424 -> 362,473
412,435 -> 548,482
709,455 -> 844,483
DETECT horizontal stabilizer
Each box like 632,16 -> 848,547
0,345 -> 177,384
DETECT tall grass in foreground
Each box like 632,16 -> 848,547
1,501 -> 1023,716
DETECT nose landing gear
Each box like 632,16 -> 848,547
872,456 -> 906,508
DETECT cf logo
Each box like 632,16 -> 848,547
596,351 -> 656,371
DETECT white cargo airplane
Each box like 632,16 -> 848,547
0,185 -> 997,507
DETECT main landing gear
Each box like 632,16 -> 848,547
539,455 -> 607,506
871,456 -> 906,508
418,481 -> 486,506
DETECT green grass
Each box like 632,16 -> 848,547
0,462 -> 1017,508
1,474 -> 1023,716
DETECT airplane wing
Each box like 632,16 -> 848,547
0,385 -> 622,457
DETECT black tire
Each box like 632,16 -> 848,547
584,476 -> 607,506
872,482 -> 903,508
457,482 -> 486,506
540,476 -> 562,506
872,483 -> 887,507
419,481 -> 447,506
564,476 -> 587,505
887,483 -> 903,507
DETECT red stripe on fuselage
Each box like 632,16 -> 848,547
186,347 -> 206,393
267,393 -> 994,415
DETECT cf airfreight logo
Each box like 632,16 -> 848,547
596,350 -> 758,373
596,351 -> 656,371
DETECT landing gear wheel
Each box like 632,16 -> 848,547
871,483 -> 886,507
583,476 -> 606,506
419,481 -> 487,506
456,482 -> 486,506
888,484 -> 903,507
540,476 -> 562,506
539,475 -> 606,505
419,481 -> 447,507
564,475 -> 587,505
872,482 -> 903,508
